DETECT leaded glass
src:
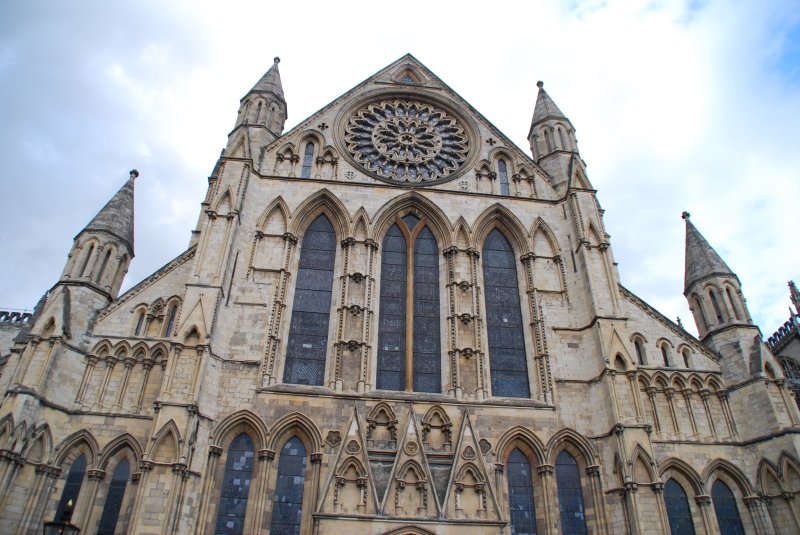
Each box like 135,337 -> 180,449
483,229 -> 530,398
508,449 -> 537,535
556,451 -> 587,535
269,437 -> 307,535
499,160 -> 510,196
213,434 -> 255,535
97,458 -> 129,535
377,224 -> 407,391
300,142 -> 314,179
665,479 -> 696,535
54,454 -> 86,521
711,480 -> 745,535
284,215 -> 335,386
413,226 -> 441,393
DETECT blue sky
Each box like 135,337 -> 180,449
1,0 -> 799,339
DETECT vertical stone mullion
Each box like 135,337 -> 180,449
694,495 -> 718,535
683,389 -> 700,439
646,388 -> 663,437
700,390 -> 720,441
624,483 -> 643,535
113,357 -> 136,411
134,359 -> 155,414
537,465 -> 557,535
193,448 -> 221,535
628,371 -> 645,423
95,356 -> 118,409
360,239 -> 378,391
249,449 -> 272,535
652,482 -> 673,535
586,466 -> 609,535
75,355 -> 99,408
76,469 -> 105,531
127,461 -> 152,535
305,454 -> 322,535
718,390 -> 740,440
263,232 -> 296,386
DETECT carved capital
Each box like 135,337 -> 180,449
87,469 -> 106,481
310,453 -> 323,464
537,464 -> 554,476
585,466 -> 601,478
283,232 -> 298,244
209,446 -> 223,458
443,246 -> 459,257
131,472 -> 142,483
695,495 -> 712,506
613,424 -> 625,436
140,460 -> 154,471
651,482 -> 664,493
364,239 -> 379,250
340,237 -> 356,248
783,491 -> 795,500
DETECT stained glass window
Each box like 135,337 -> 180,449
54,454 -> 86,521
711,480 -> 745,535
498,160 -> 510,196
377,223 -> 407,391
301,142 -> 314,179
665,478 -> 696,535
269,437 -> 307,535
413,226 -> 441,393
97,458 -> 129,535
507,449 -> 537,535
556,451 -> 587,535
283,215 -> 336,386
214,433 -> 255,535
483,229 -> 530,398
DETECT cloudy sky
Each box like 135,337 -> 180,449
1,0 -> 798,338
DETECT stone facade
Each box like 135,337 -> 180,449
1,54 -> 798,535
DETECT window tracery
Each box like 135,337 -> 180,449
214,433 -> 255,535
345,100 -> 469,184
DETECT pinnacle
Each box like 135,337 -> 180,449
78,171 -> 136,255
683,216 -> 734,293
249,56 -> 285,101
530,81 -> 569,131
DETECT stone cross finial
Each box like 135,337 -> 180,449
130,169 -> 139,179
536,81 -> 544,88
274,57 -> 280,64
681,211 -> 690,220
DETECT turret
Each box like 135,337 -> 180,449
527,81 -> 584,195
232,57 -> 287,140
61,170 -> 137,299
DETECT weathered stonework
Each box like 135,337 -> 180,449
1,54 -> 798,535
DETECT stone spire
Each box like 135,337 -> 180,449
682,211 -> 733,293
529,81 -> 570,133
790,281 -> 800,315
78,170 -> 137,255
249,57 -> 285,102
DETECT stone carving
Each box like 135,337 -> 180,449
479,439 -> 492,455
346,439 -> 361,453
345,100 -> 469,184
404,440 -> 419,456
462,445 -> 477,460
326,430 -> 342,448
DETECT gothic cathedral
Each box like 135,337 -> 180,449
1,54 -> 798,535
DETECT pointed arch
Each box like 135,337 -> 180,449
757,457 -> 784,494
545,428 -> 597,465
380,526 -> 438,535
267,412 -> 322,453
453,216 -> 472,249
130,341 -> 148,361
289,188 -> 351,240
630,444 -> 656,482
0,414 -> 12,450
472,204 -> 531,256
530,217 -> 562,256
455,461 -> 485,483
149,419 -> 182,463
702,459 -> 754,496
227,131 -> 250,159
396,458 -> 425,481
111,339 -> 131,357
658,457 -> 704,495
211,409 -> 269,450
25,422 -> 53,463
256,196 -> 290,231
586,220 -> 603,246
92,340 -> 113,357
148,341 -> 169,361
421,405 -> 451,427
337,455 -> 368,477
212,187 -> 234,214
350,207 -> 372,241
98,432 -> 142,470
367,402 -> 397,425
55,429 -> 100,467
371,191 -> 455,249
494,425 -> 546,465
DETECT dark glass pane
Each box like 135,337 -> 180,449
301,142 -> 314,179
508,449 -> 537,535
54,454 -> 86,521
402,213 -> 421,232
214,433 -> 255,535
665,479 -> 696,535
97,458 -> 130,535
377,224 -> 407,391
269,437 -> 307,535
712,480 -> 745,535
283,215 -> 335,386
499,160 -> 510,196
556,451 -> 587,535
483,229 -> 530,398
414,226 -> 441,393
166,306 -> 177,336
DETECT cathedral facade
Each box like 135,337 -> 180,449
1,54 -> 798,535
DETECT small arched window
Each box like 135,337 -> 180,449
664,478 -> 696,535
711,480 -> 745,535
269,437 -> 307,534
726,288 -> 741,320
301,142 -> 315,179
556,451 -> 587,534
134,312 -> 145,336
54,454 -> 86,521
780,358 -> 800,410
544,131 -> 552,153
558,128 -> 567,150
96,250 -> 112,284
97,458 -> 130,535
682,350 -> 691,368
214,433 -> 255,535
255,101 -> 262,124
661,345 -> 670,367
692,295 -> 708,332
498,160 -> 510,196
165,304 -> 177,338
634,340 -> 644,366
709,290 -> 724,324
507,448 -> 537,534
79,244 -> 94,278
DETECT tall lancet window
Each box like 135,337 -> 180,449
55,454 -> 86,521
711,480 -> 745,535
214,433 -> 255,535
376,214 -> 441,393
283,215 -> 336,386
498,160 -> 510,196
269,437 -> 307,534
556,451 -> 587,535
97,458 -> 130,535
507,448 -> 537,534
483,229 -> 530,398
665,479 -> 696,535
300,142 -> 314,178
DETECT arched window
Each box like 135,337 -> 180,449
255,102 -> 262,124
96,250 -> 112,283
634,340 -> 644,366
544,131 -> 552,153
780,358 -> 800,410
165,304 -> 177,337
79,245 -> 94,278
483,229 -> 529,398
709,290 -> 724,324
134,312 -> 145,336
558,128 -> 567,150
300,142 -> 314,179
507,448 -> 537,534
283,215 -> 336,386
54,454 -> 86,521
376,214 -> 441,393
664,478 -> 696,535
269,437 -> 307,534
726,288 -> 741,320
556,451 -> 587,535
661,345 -> 670,367
214,433 -> 255,535
692,296 -> 708,332
682,350 -> 691,368
97,458 -> 130,535
498,160 -> 510,196
711,480 -> 745,535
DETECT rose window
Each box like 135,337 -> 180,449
345,100 -> 469,183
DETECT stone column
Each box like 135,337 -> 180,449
304,453 -> 322,535
537,465 -> 557,535
74,355 -> 100,409
700,390 -> 720,441
717,390 -> 740,440
646,387 -> 662,436
494,463 -> 507,524
665,387 -> 682,439
682,389 -> 700,439
76,469 -> 105,531
627,371 -> 645,423
12,336 -> 40,386
624,482 -> 643,535
607,369 -> 621,423
744,496 -> 777,535
189,345 -> 210,403
94,355 -> 118,410
32,337 -> 60,390
776,379 -> 800,426
194,446 -> 222,535
163,344 -> 184,399
112,357 -> 136,412
127,460 -> 153,535
694,495 -> 717,535
249,449 -> 273,535
586,465 -> 609,535
133,358 -> 155,414
782,492 -> 800,532
652,482 -> 673,535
